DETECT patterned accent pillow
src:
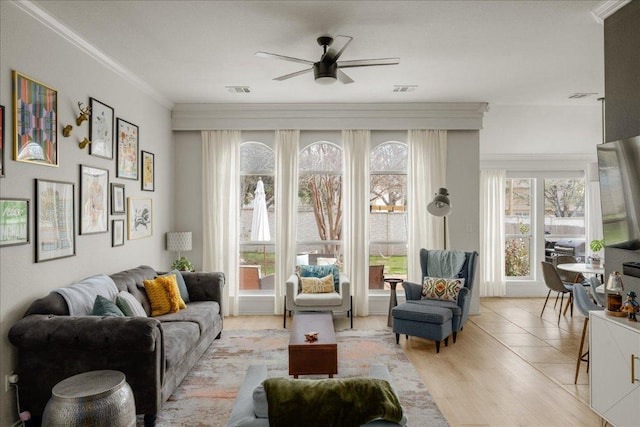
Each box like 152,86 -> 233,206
143,275 -> 187,316
92,295 -> 125,317
116,291 -> 148,317
300,274 -> 335,294
421,277 -> 465,302
298,264 -> 340,291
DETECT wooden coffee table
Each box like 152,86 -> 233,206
288,312 -> 337,378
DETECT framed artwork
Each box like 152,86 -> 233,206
141,150 -> 154,191
89,97 -> 114,159
112,219 -> 125,247
79,165 -> 109,235
116,118 -> 138,180
111,183 -> 125,215
127,197 -> 152,240
13,71 -> 58,167
0,105 -> 4,177
35,179 -> 75,262
0,198 -> 29,247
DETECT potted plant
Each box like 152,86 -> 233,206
589,239 -> 605,268
172,256 -> 195,272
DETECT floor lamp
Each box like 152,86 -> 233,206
427,188 -> 451,250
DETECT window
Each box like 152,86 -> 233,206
297,141 -> 343,265
369,142 -> 407,289
505,178 -> 533,278
239,142 -> 275,292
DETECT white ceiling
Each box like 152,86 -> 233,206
31,0 -> 607,107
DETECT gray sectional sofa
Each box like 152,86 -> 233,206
8,265 -> 225,427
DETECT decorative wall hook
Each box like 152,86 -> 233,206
75,102 -> 92,126
79,138 -> 91,149
62,125 -> 73,137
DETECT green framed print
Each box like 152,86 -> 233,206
13,71 -> 58,167
35,179 -> 75,262
0,198 -> 29,247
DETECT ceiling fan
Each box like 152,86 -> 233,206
255,35 -> 400,85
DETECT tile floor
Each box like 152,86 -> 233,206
472,297 -> 592,405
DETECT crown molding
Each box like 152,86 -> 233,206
172,102 -> 490,131
590,0 -> 631,24
11,0 -> 174,109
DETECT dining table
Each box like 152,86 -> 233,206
557,262 -> 605,292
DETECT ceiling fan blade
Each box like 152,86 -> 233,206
337,70 -> 354,84
273,68 -> 313,81
322,35 -> 353,63
338,58 -> 400,68
255,51 -> 314,66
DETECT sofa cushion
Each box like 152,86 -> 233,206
53,274 -> 119,316
116,291 -> 147,317
160,270 -> 190,303
144,275 -> 186,316
392,303 -> 453,323
298,264 -> 340,291
160,321 -> 200,371
252,384 -> 269,418
421,277 -> 465,302
154,301 -> 218,336
92,295 -> 125,317
300,274 -> 334,294
294,291 -> 343,307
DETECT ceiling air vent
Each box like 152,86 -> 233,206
226,86 -> 251,93
393,85 -> 418,93
568,92 -> 598,99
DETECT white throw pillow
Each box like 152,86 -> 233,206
252,384 -> 268,418
116,291 -> 148,317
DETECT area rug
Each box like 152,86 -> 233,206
137,329 -> 448,426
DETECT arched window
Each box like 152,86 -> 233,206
297,141 -> 343,266
239,142 -> 275,292
369,142 -> 408,290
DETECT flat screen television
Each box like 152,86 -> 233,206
597,135 -> 640,252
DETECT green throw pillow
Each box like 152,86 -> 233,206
92,295 -> 125,317
298,264 -> 340,291
116,291 -> 148,317
160,270 -> 190,303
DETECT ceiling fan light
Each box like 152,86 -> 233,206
316,76 -> 337,85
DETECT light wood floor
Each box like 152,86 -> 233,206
225,297 -> 602,427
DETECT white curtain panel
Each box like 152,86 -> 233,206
407,129 -> 447,283
274,130 -> 299,314
586,162 -> 603,258
479,169 -> 506,297
202,130 -> 241,315
343,130 -> 370,317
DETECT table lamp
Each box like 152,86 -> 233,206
605,271 -> 625,317
167,232 -> 193,271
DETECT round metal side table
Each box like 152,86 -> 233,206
386,278 -> 404,327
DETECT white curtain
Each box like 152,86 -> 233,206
274,130 -> 299,314
343,130 -> 370,316
407,130 -> 447,283
479,169 -> 506,296
202,130 -> 241,316
586,162 -> 603,258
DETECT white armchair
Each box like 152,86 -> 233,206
284,272 -> 352,328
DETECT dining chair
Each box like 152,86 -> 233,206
573,282 -> 604,383
554,255 -> 587,284
540,261 -> 574,324
588,276 -> 605,307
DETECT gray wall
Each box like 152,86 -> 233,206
0,3 -> 174,424
603,1 -> 640,294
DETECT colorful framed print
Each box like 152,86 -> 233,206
141,150 -> 154,191
127,197 -> 152,240
0,198 -> 29,247
35,179 -> 75,262
112,219 -> 125,247
80,165 -> 109,235
0,105 -> 5,177
89,97 -> 114,159
13,71 -> 58,167
111,183 -> 125,215
116,118 -> 138,180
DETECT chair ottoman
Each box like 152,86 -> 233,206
391,302 -> 453,353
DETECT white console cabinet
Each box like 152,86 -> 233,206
590,310 -> 640,427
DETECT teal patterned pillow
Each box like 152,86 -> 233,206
298,264 -> 340,291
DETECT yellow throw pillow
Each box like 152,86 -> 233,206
143,275 -> 186,316
300,274 -> 335,294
